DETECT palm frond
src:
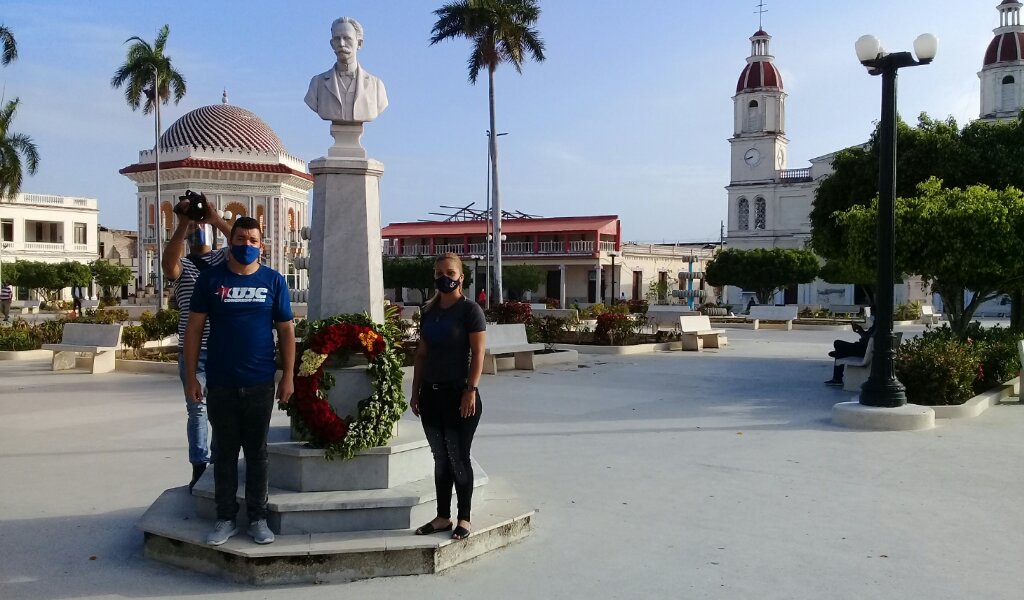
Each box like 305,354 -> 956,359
0,25 -> 17,65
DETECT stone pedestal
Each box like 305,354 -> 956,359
306,151 -> 385,323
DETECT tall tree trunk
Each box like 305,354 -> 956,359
488,67 -> 503,305
940,287 -> 995,339
1010,290 -> 1024,331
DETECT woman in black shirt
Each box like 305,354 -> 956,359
411,252 -> 487,540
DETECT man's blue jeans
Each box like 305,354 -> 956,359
178,350 -> 211,465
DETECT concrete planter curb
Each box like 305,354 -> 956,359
555,341 -> 681,355
116,359 -> 178,375
0,349 -> 52,361
792,323 -> 854,331
529,349 -> 579,369
930,376 -> 1020,419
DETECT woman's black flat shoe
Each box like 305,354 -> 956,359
452,526 -> 471,540
414,521 -> 453,535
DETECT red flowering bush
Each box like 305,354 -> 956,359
487,301 -> 533,324
593,312 -> 642,345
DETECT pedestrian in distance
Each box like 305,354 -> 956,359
184,216 -> 295,546
410,252 -> 486,541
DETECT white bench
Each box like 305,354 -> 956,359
745,305 -> 799,330
831,304 -> 871,318
840,333 -> 903,392
918,305 -> 942,326
12,300 -> 41,314
41,323 -> 123,374
483,323 -> 544,373
679,315 -> 727,351
647,307 -> 701,330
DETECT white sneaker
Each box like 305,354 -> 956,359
247,519 -> 275,545
205,520 -> 238,546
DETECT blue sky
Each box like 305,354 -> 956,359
0,0 -> 996,242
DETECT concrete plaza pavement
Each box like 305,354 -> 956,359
1,325 -> 1022,599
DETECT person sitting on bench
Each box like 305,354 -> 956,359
824,321 -> 875,386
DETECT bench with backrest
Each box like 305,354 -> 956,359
918,305 -> 942,325
483,323 -> 545,373
840,332 -> 903,392
12,300 -> 41,314
41,323 -> 123,373
647,306 -> 701,330
745,305 -> 799,330
678,315 -> 728,351
830,304 -> 871,318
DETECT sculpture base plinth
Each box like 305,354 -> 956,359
328,123 -> 367,158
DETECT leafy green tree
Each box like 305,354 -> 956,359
705,248 -> 820,305
58,262 -> 93,287
382,256 -> 474,303
10,261 -> 62,302
91,260 -> 134,299
502,264 -> 543,300
835,179 -> 1024,337
0,24 -> 17,65
430,0 -> 545,301
110,24 -> 186,114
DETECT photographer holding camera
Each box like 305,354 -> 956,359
162,191 -> 233,490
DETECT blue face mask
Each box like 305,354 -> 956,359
231,243 -> 261,265
435,275 -> 460,294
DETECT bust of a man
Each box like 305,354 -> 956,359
304,17 -> 388,123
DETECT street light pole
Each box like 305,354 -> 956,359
152,64 -> 166,310
485,130 -> 507,309
855,33 -> 937,408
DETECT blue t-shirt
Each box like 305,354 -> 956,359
190,263 -> 293,387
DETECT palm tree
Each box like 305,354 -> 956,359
110,24 -> 186,114
430,0 -> 545,304
0,98 -> 39,199
0,24 -> 17,65
111,24 -> 186,309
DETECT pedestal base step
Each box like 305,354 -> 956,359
191,459 -> 488,533
138,486 -> 534,585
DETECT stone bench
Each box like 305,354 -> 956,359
918,305 -> 942,326
745,305 -> 799,330
12,300 -> 41,314
41,323 -> 123,374
483,323 -> 544,373
840,333 -> 903,392
679,315 -> 727,351
647,306 -> 701,330
830,304 -> 871,318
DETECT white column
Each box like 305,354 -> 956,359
594,263 -> 602,304
307,147 -> 386,323
559,264 -> 566,308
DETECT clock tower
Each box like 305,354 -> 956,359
729,29 -> 788,183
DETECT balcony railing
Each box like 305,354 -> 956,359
382,239 -> 602,257
24,242 -> 65,251
778,168 -> 812,182
73,244 -> 89,253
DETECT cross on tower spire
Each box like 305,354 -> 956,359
755,1 -> 768,29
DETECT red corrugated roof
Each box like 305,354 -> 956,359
119,157 -> 313,181
382,215 -> 619,237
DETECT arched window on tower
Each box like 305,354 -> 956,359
754,197 -> 766,230
737,198 -> 749,231
1003,75 -> 1017,112
147,204 -> 155,237
161,202 -> 173,237
745,100 -> 761,132
256,205 -> 265,232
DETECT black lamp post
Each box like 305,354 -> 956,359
855,33 -> 937,408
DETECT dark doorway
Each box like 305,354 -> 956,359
632,271 -> 642,301
588,270 -> 596,303
546,270 -> 561,302
783,285 -> 798,305
658,272 -> 668,303
853,285 -> 871,305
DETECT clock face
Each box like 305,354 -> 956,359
743,148 -> 762,167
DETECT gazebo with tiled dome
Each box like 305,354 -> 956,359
120,93 -> 313,292
980,0 -> 1024,121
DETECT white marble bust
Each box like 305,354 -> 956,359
304,17 -> 388,123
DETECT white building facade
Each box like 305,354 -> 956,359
0,193 -> 99,298
119,99 -> 313,293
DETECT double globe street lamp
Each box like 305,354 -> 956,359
853,33 -> 938,408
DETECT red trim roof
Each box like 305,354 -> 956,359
985,32 -> 1024,65
382,215 -> 620,237
736,61 -> 783,92
119,157 -> 313,181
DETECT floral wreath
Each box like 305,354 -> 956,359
281,310 -> 407,460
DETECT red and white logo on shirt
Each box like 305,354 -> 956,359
217,286 -> 268,303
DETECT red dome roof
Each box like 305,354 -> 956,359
159,104 -> 285,153
984,31 -> 1024,66
736,60 -> 783,93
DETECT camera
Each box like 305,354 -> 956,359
174,190 -> 209,221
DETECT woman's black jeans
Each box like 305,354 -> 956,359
206,382 -> 275,522
419,382 -> 482,522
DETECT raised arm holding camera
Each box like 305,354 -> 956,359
161,191 -> 233,491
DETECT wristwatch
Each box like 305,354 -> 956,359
464,385 -> 479,393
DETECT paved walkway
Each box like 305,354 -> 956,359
1,325 -> 1022,599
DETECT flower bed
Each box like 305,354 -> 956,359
281,311 -> 406,460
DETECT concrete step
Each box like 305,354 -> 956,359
191,458 -> 488,534
137,484 -> 534,585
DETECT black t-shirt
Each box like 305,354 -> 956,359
421,296 -> 486,383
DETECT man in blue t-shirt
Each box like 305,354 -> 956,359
184,216 -> 295,547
